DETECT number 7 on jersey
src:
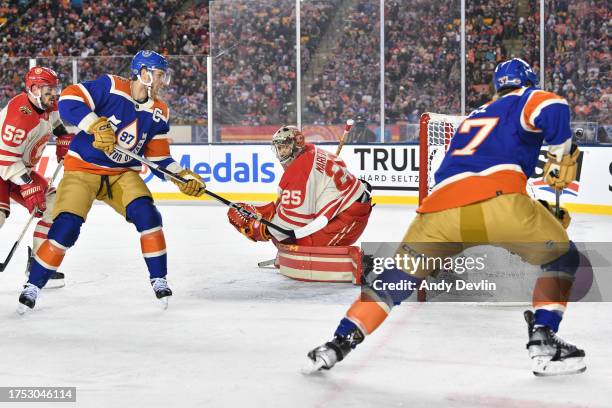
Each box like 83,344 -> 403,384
451,117 -> 499,156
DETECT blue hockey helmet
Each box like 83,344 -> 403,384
493,58 -> 539,92
130,50 -> 170,84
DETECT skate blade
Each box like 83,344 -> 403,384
532,357 -> 587,376
44,280 -> 65,289
300,357 -> 327,375
16,303 -> 31,315
158,297 -> 169,310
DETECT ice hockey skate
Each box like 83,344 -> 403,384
17,283 -> 41,315
304,322 -> 364,374
524,310 -> 586,376
151,277 -> 172,309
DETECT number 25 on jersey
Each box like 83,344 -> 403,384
281,190 -> 302,206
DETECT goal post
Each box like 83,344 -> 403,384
418,112 -> 466,205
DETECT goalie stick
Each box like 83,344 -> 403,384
0,162 -> 64,272
257,259 -> 276,268
113,146 -> 297,239
335,119 -> 354,156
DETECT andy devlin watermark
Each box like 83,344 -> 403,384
370,252 -> 495,293
360,242 -> 612,303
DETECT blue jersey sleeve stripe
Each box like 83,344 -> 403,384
529,99 -> 569,128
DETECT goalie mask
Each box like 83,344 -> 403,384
272,125 -> 305,166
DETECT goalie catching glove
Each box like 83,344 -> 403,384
538,199 -> 571,229
543,144 -> 580,191
227,202 -> 276,242
172,169 -> 205,197
87,116 -> 116,154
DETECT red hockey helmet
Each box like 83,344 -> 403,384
25,67 -> 60,91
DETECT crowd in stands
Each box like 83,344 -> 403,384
305,0 -> 608,129
305,1 -> 381,125
0,0 -> 203,122
0,0 -> 608,131
305,0 -> 523,125
542,0 -> 609,125
205,1 -> 296,126
464,0 -> 517,110
383,0 -> 461,124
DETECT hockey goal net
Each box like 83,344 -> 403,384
418,112 -> 465,204
416,112 -> 536,304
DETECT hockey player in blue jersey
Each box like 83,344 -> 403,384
306,59 -> 586,376
17,50 -> 205,312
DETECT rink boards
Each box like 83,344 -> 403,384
35,144 -> 612,214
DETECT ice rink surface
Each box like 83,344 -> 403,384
1,203 -> 611,408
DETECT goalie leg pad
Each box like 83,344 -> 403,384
277,244 -> 363,283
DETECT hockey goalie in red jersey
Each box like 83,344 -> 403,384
0,67 -> 73,288
227,126 -> 373,281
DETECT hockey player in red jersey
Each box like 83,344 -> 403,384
0,67 -> 73,288
227,126 -> 372,248
17,51 -> 205,313
306,59 -> 586,376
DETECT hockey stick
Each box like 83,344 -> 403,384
257,259 -> 275,268
553,130 -> 582,218
113,146 -> 296,238
0,162 -> 64,272
335,119 -> 354,156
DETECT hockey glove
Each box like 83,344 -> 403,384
20,181 -> 47,217
227,202 -> 275,242
88,117 -> 116,154
172,169 -> 205,197
55,133 -> 74,162
543,144 -> 580,191
538,199 -> 571,229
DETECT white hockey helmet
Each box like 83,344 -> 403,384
272,125 -> 305,166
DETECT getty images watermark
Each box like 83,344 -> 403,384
360,242 -> 612,303
369,252 -> 496,293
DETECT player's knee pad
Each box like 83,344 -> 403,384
126,197 -> 163,232
366,266 -> 421,307
541,241 -> 579,278
48,212 -> 84,248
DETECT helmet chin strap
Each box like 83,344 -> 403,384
27,89 -> 45,110
136,71 -> 153,101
